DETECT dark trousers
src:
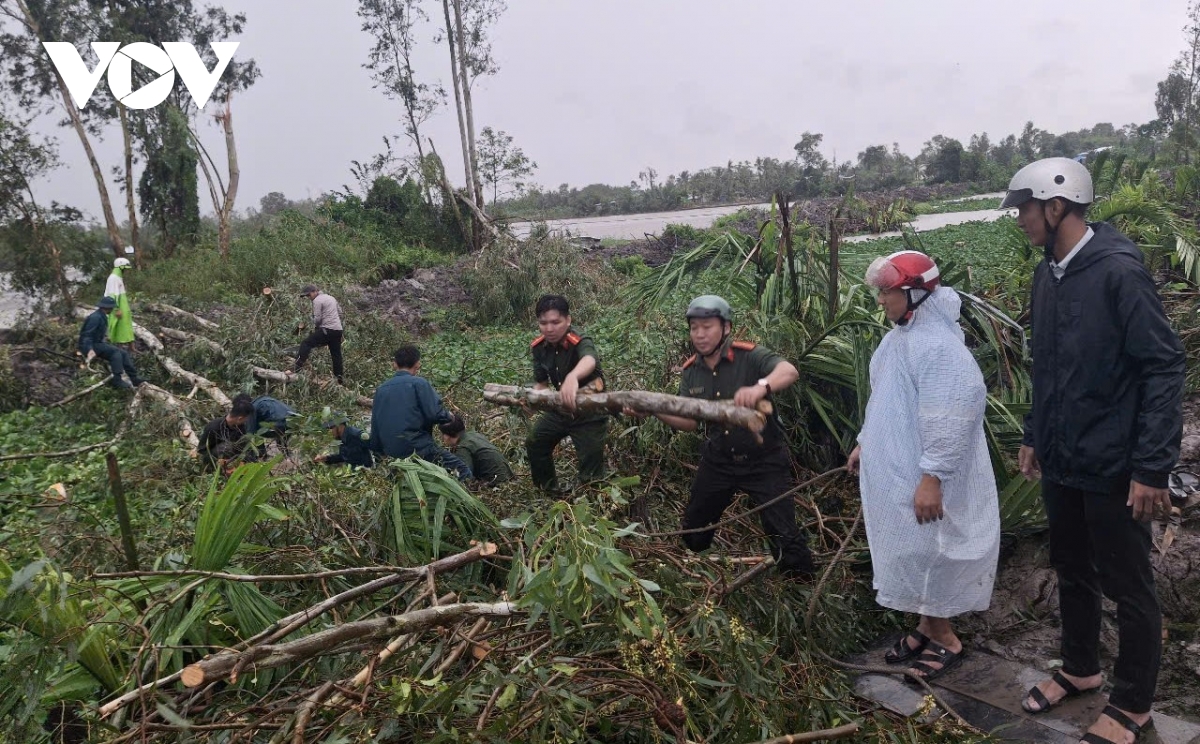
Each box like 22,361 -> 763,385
1042,477 -> 1160,713
94,343 -> 141,384
295,328 -> 344,380
682,446 -> 813,574
525,412 -> 608,490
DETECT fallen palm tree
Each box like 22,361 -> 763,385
482,383 -> 773,436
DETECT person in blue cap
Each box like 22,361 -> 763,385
78,296 -> 146,389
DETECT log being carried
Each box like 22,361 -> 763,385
482,383 -> 772,441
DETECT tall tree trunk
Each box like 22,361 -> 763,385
384,0 -> 434,206
451,0 -> 484,215
15,0 -> 123,256
441,0 -> 477,249
118,105 -> 140,265
215,102 -> 239,259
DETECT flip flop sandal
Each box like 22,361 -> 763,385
904,641 -> 965,685
1022,670 -> 1099,714
884,631 -> 930,665
1080,704 -> 1155,743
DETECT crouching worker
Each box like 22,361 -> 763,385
200,393 -> 256,471
369,345 -> 473,481
625,295 -> 816,579
315,414 -> 374,468
78,296 -> 147,389
847,251 -> 999,683
439,414 -> 513,485
247,395 -> 298,456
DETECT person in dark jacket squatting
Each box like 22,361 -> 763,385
315,414 -> 374,468
369,345 -> 472,480
78,296 -> 147,389
439,414 -> 513,484
624,295 -> 816,578
526,294 -> 608,493
1003,158 -> 1185,744
199,393 -> 256,471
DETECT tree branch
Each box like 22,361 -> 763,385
180,601 -> 517,687
144,303 -> 220,330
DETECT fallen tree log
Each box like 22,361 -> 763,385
48,376 -> 113,407
251,365 -> 373,409
139,383 -> 200,452
483,384 -> 771,436
180,601 -> 517,687
133,324 -> 230,407
750,722 -> 860,744
145,302 -> 219,330
159,327 -> 225,356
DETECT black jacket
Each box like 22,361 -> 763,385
1023,221 -> 1185,491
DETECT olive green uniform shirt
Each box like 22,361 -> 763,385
679,341 -> 785,458
531,326 -> 606,424
456,430 -> 513,483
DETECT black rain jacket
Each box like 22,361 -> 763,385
1022,221 -> 1185,491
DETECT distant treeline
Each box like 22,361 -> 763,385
497,121 -> 1155,221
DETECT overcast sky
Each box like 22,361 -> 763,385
20,0 -> 1190,219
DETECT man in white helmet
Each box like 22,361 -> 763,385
1003,158 -> 1184,744
104,253 -> 135,345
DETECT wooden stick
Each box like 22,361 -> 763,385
158,327 -> 224,356
482,383 -> 770,435
180,602 -> 517,687
0,440 -> 110,462
144,302 -> 219,330
91,565 -> 442,582
749,722 -> 860,743
48,376 -> 114,407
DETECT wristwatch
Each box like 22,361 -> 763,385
756,378 -> 771,394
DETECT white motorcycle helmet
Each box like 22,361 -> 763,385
1000,157 -> 1093,209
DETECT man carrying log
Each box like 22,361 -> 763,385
526,294 -> 608,493
626,295 -> 816,578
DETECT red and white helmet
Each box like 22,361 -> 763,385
864,250 -> 940,292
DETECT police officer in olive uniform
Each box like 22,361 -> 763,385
629,295 -> 816,577
526,294 -> 608,492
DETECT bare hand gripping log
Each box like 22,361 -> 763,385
483,383 -> 772,437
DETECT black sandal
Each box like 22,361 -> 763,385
884,631 -> 930,665
1022,670 -> 1098,714
904,640 -> 965,684
1080,705 -> 1155,743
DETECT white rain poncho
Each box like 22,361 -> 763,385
857,286 -> 999,617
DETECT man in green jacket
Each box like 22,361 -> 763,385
525,294 -> 607,492
440,415 -> 512,484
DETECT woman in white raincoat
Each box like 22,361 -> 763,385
847,250 -> 999,683
105,254 -> 135,345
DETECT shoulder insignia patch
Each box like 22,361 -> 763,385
564,332 -> 582,347
731,340 -> 757,351
681,354 -> 698,369
530,335 -> 546,348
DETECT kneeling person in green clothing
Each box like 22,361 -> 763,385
439,415 -> 512,484
315,414 -> 374,468
526,294 -> 608,492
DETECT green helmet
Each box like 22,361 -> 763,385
686,295 -> 732,323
